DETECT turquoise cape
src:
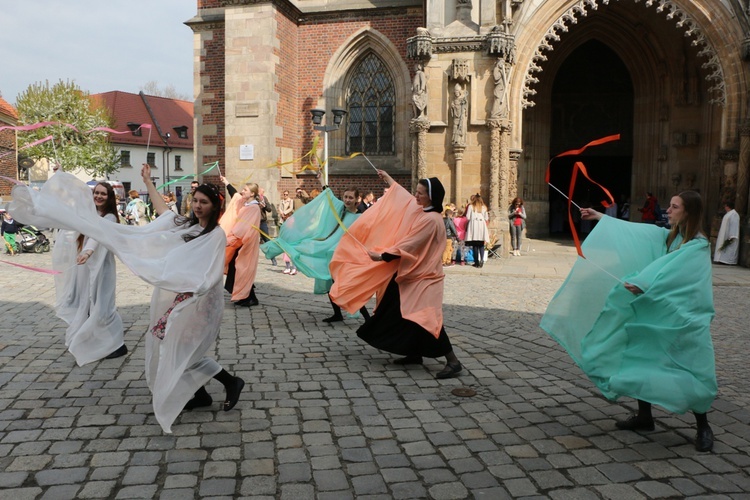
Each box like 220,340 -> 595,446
260,188 -> 359,294
540,216 -> 716,414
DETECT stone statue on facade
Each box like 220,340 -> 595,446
411,63 -> 427,119
491,58 -> 508,118
450,83 -> 468,147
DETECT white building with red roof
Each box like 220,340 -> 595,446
92,91 -> 194,200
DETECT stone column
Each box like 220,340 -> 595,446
453,145 -> 465,204
738,124 -> 750,217
487,118 -> 511,256
410,117 -> 430,189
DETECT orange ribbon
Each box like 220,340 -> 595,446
546,134 -> 620,258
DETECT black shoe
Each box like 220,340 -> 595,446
695,425 -> 714,452
223,376 -> 245,412
322,314 -> 344,323
105,344 -> 128,359
615,414 -> 655,431
184,389 -> 213,411
393,355 -> 423,365
436,362 -> 462,379
235,297 -> 259,307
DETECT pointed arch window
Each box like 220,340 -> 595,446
346,53 -> 395,155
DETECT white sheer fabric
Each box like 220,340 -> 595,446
11,173 -> 226,433
53,214 -> 123,366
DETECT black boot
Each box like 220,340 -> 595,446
184,386 -> 213,410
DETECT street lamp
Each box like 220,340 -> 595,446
310,107 -> 347,186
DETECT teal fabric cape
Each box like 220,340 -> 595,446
540,216 -> 716,414
260,188 -> 360,294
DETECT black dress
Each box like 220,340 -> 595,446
357,273 -> 452,358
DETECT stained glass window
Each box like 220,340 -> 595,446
346,53 -> 395,155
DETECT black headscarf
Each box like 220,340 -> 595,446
418,177 -> 445,212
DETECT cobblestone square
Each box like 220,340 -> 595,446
1,238 -> 749,498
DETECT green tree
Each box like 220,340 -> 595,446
16,80 -> 119,178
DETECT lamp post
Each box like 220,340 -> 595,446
310,108 -> 347,186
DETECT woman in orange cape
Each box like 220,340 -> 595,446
330,170 -> 462,379
219,178 -> 261,306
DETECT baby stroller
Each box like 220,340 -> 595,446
16,225 -> 51,253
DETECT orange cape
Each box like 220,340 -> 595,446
219,194 -> 261,301
330,183 -> 446,338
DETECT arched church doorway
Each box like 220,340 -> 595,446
547,40 -> 634,236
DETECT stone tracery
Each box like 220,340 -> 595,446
522,0 -> 727,108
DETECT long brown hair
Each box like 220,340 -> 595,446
78,182 -> 120,251
666,190 -> 704,249
471,193 -> 486,211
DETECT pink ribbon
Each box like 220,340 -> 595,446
0,135 -> 55,161
0,121 -> 152,134
0,260 -> 62,275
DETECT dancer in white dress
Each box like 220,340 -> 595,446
53,182 -> 125,365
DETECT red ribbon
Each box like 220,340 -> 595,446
546,134 -> 620,258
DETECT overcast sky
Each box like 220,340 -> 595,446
0,0 -> 196,105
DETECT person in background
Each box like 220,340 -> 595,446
452,208 -> 467,265
181,181 -> 199,217
465,194 -> 490,267
125,190 -> 149,226
294,188 -> 310,210
1,211 -> 19,254
638,192 -> 658,223
257,187 -> 277,266
163,192 -> 179,214
278,190 -> 294,223
442,208 -> 457,266
714,200 -> 740,265
508,197 -> 526,256
357,191 -> 374,212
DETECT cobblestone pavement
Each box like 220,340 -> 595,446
1,238 -> 750,499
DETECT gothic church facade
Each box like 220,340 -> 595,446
189,0 -> 750,262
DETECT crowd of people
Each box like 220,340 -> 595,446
5,171 -> 724,451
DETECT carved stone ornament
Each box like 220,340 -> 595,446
522,0 -> 727,108
451,59 -> 470,82
487,26 -> 516,64
407,28 -> 434,60
719,149 -> 740,162
434,36 -> 486,54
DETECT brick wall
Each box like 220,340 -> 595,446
296,11 -> 422,157
199,25 -> 225,175
195,1 -> 422,197
0,129 -> 16,197
274,9 -> 299,159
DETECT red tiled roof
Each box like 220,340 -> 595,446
91,91 -> 193,149
0,96 -> 18,122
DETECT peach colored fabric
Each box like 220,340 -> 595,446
330,183 -> 446,338
220,194 -> 261,301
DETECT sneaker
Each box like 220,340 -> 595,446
290,269 -> 297,275
283,268 -> 291,274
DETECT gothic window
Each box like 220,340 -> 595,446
346,53 -> 395,156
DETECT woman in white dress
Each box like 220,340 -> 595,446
54,182 -> 125,365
